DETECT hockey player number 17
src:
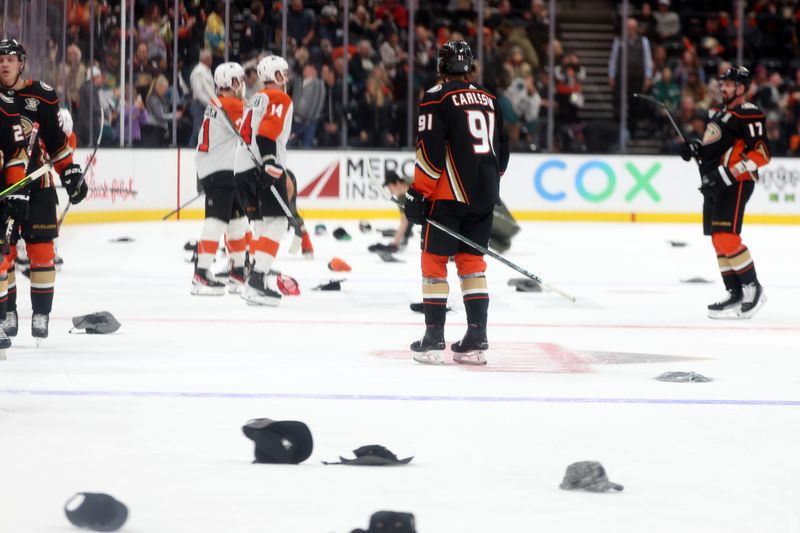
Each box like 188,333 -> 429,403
466,110 -> 495,154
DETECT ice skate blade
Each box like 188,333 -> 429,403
707,308 -> 741,320
190,285 -> 226,296
453,351 -> 487,365
227,283 -> 243,295
0,349 -> 6,361
413,351 -> 445,365
240,292 -> 280,307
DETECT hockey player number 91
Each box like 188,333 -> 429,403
419,110 -> 496,155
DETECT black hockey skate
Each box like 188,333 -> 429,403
32,313 -> 48,347
410,325 -> 446,365
739,282 -> 767,319
451,324 -> 488,365
240,271 -> 281,306
2,309 -> 18,337
191,268 -> 225,296
228,266 -> 246,294
707,288 -> 743,319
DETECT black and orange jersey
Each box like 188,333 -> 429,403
413,79 -> 509,209
0,92 -> 27,187
698,102 -> 770,181
2,80 -> 74,189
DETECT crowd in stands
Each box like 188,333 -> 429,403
10,0 -> 800,155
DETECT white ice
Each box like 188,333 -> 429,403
1,219 -> 799,533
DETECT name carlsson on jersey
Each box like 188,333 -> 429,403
451,91 -> 494,109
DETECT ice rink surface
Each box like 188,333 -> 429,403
1,218 -> 799,533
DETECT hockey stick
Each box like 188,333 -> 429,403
57,105 -> 104,230
365,164 -> 577,303
198,80 -> 301,232
162,192 -> 203,220
0,164 -> 52,200
633,93 -> 687,143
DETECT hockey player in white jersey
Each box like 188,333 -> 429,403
191,62 -> 249,296
235,55 -> 293,306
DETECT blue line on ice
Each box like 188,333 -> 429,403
1,389 -> 799,406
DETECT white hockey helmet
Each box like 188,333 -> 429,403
256,55 -> 290,86
214,62 -> 245,92
59,108 -> 73,136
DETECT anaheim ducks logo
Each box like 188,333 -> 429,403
20,116 -> 34,138
703,122 -> 722,145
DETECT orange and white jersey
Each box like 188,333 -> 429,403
195,95 -> 244,179
234,88 -> 293,173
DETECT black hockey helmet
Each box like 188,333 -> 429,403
720,66 -> 751,85
0,38 -> 26,61
436,40 -> 474,76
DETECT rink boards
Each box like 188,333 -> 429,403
60,148 -> 800,224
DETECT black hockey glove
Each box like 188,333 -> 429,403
680,139 -> 702,162
61,163 -> 88,205
700,166 -> 735,196
403,188 -> 428,225
1,194 -> 29,222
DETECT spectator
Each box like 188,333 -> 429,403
117,93 -> 149,146
609,18 -> 653,136
525,0 -> 549,58
682,69 -> 711,109
318,5 -> 342,48
506,73 -> 542,149
176,0 -> 201,77
290,63 -> 326,148
63,43 -> 86,112
137,2 -> 168,66
653,0 -> 680,44
240,1 -> 266,62
765,111 -> 786,155
638,2 -> 658,44
287,0 -> 315,49
555,53 -> 585,125
189,48 -> 214,146
350,5 -> 382,43
752,66 -> 780,111
132,42 -> 158,100
204,1 -> 226,67
143,74 -> 180,147
652,67 -> 681,113
380,30 -> 406,80
350,40 -> 376,97
375,0 -> 408,31
651,45 -> 668,82
503,45 -> 532,81
318,63 -> 343,147
77,65 -> 103,145
355,74 -> 394,147
673,49 -> 706,86
414,25 -> 437,90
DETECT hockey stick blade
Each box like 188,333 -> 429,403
363,160 -> 576,303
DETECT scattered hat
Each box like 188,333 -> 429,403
323,445 -> 413,466
64,492 -> 128,532
668,240 -> 687,247
377,250 -> 403,263
242,418 -> 313,464
333,227 -> 352,241
109,236 -> 134,243
378,229 -> 397,237
679,277 -> 713,284
656,371 -> 712,382
312,279 -> 344,291
274,272 -> 300,296
70,312 -> 121,335
508,278 -> 542,292
351,511 -> 417,533
314,223 -> 327,236
328,257 -> 352,272
359,220 -> 373,233
559,461 -> 623,492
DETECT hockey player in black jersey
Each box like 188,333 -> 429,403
0,38 -> 87,342
404,41 -> 509,365
680,66 -> 770,319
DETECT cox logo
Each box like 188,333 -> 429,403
534,160 -> 662,203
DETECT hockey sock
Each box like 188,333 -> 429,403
28,242 -> 55,315
226,216 -> 248,268
728,246 -> 758,286
252,217 -> 286,275
197,218 -> 226,270
717,255 -> 742,292
7,267 -> 15,312
460,273 -> 489,324
422,278 -> 448,326
301,231 -> 314,254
